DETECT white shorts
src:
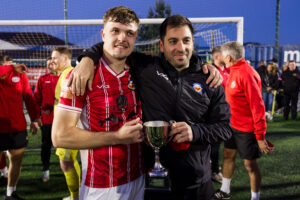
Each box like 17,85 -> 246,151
79,174 -> 145,200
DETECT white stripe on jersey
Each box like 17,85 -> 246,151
99,58 -> 114,187
57,104 -> 82,113
102,57 -> 126,78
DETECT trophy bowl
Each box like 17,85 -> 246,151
144,121 -> 171,177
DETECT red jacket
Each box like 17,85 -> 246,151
0,65 -> 38,133
34,73 -> 59,125
0,65 -> 14,76
225,59 -> 266,140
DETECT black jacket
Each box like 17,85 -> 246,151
78,42 -> 232,189
260,72 -> 280,92
282,68 -> 300,93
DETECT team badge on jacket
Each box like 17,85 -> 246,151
193,83 -> 203,94
127,80 -> 136,91
11,76 -> 20,83
230,81 -> 236,88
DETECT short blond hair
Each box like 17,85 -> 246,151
52,46 -> 72,59
103,6 -> 139,27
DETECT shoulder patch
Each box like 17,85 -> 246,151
230,81 -> 236,88
11,76 -> 20,83
127,80 -> 136,91
193,83 -> 203,94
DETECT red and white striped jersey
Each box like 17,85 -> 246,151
57,58 -> 144,188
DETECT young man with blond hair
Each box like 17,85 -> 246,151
51,46 -> 80,200
52,7 -> 145,200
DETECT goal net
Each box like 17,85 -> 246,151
0,17 -> 243,87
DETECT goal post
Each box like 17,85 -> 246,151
0,17 -> 243,86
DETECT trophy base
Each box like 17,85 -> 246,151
146,173 -> 170,189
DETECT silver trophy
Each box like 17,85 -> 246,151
144,121 -> 172,178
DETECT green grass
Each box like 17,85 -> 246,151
1,114 -> 300,199
213,113 -> 300,200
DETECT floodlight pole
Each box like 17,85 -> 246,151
275,0 -> 280,60
64,0 -> 68,45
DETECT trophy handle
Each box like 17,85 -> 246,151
167,120 -> 176,143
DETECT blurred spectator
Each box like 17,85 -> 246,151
261,63 -> 280,121
0,61 -> 39,200
281,60 -> 300,120
3,56 -> 14,65
210,46 -> 229,184
256,59 -> 266,75
33,57 -> 59,182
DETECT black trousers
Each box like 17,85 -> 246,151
283,91 -> 299,120
172,180 -> 215,200
210,141 -> 221,173
41,124 -> 53,171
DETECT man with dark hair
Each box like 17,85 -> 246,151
34,57 -> 59,182
282,60 -> 300,120
68,14 -> 231,200
214,42 -> 272,200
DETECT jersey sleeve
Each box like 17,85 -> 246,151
56,70 -> 86,113
241,69 -> 266,140
33,76 -> 43,119
22,74 -> 38,121
0,65 -> 14,77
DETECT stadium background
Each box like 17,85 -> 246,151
1,1 -> 300,199
0,0 -> 300,88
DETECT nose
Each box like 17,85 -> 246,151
176,41 -> 185,52
117,31 -> 126,41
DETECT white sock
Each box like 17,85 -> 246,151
0,166 -> 8,178
7,186 -> 14,196
251,191 -> 260,200
220,177 -> 231,194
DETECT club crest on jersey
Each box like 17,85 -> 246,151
127,80 -> 135,90
231,81 -> 236,88
193,83 -> 203,94
11,76 -> 20,83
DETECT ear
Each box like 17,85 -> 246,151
159,40 -> 164,53
101,29 -> 105,41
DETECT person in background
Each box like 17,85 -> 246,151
0,56 -> 8,186
0,58 -> 39,200
210,46 -> 230,184
256,59 -> 266,75
214,42 -> 273,200
3,56 -> 14,65
261,63 -> 280,121
50,47 -> 80,200
34,57 -> 59,182
281,60 -> 300,120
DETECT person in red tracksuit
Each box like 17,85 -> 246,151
210,46 -> 230,184
0,63 -> 39,200
213,42 -> 273,200
0,62 -> 27,187
34,58 -> 59,182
